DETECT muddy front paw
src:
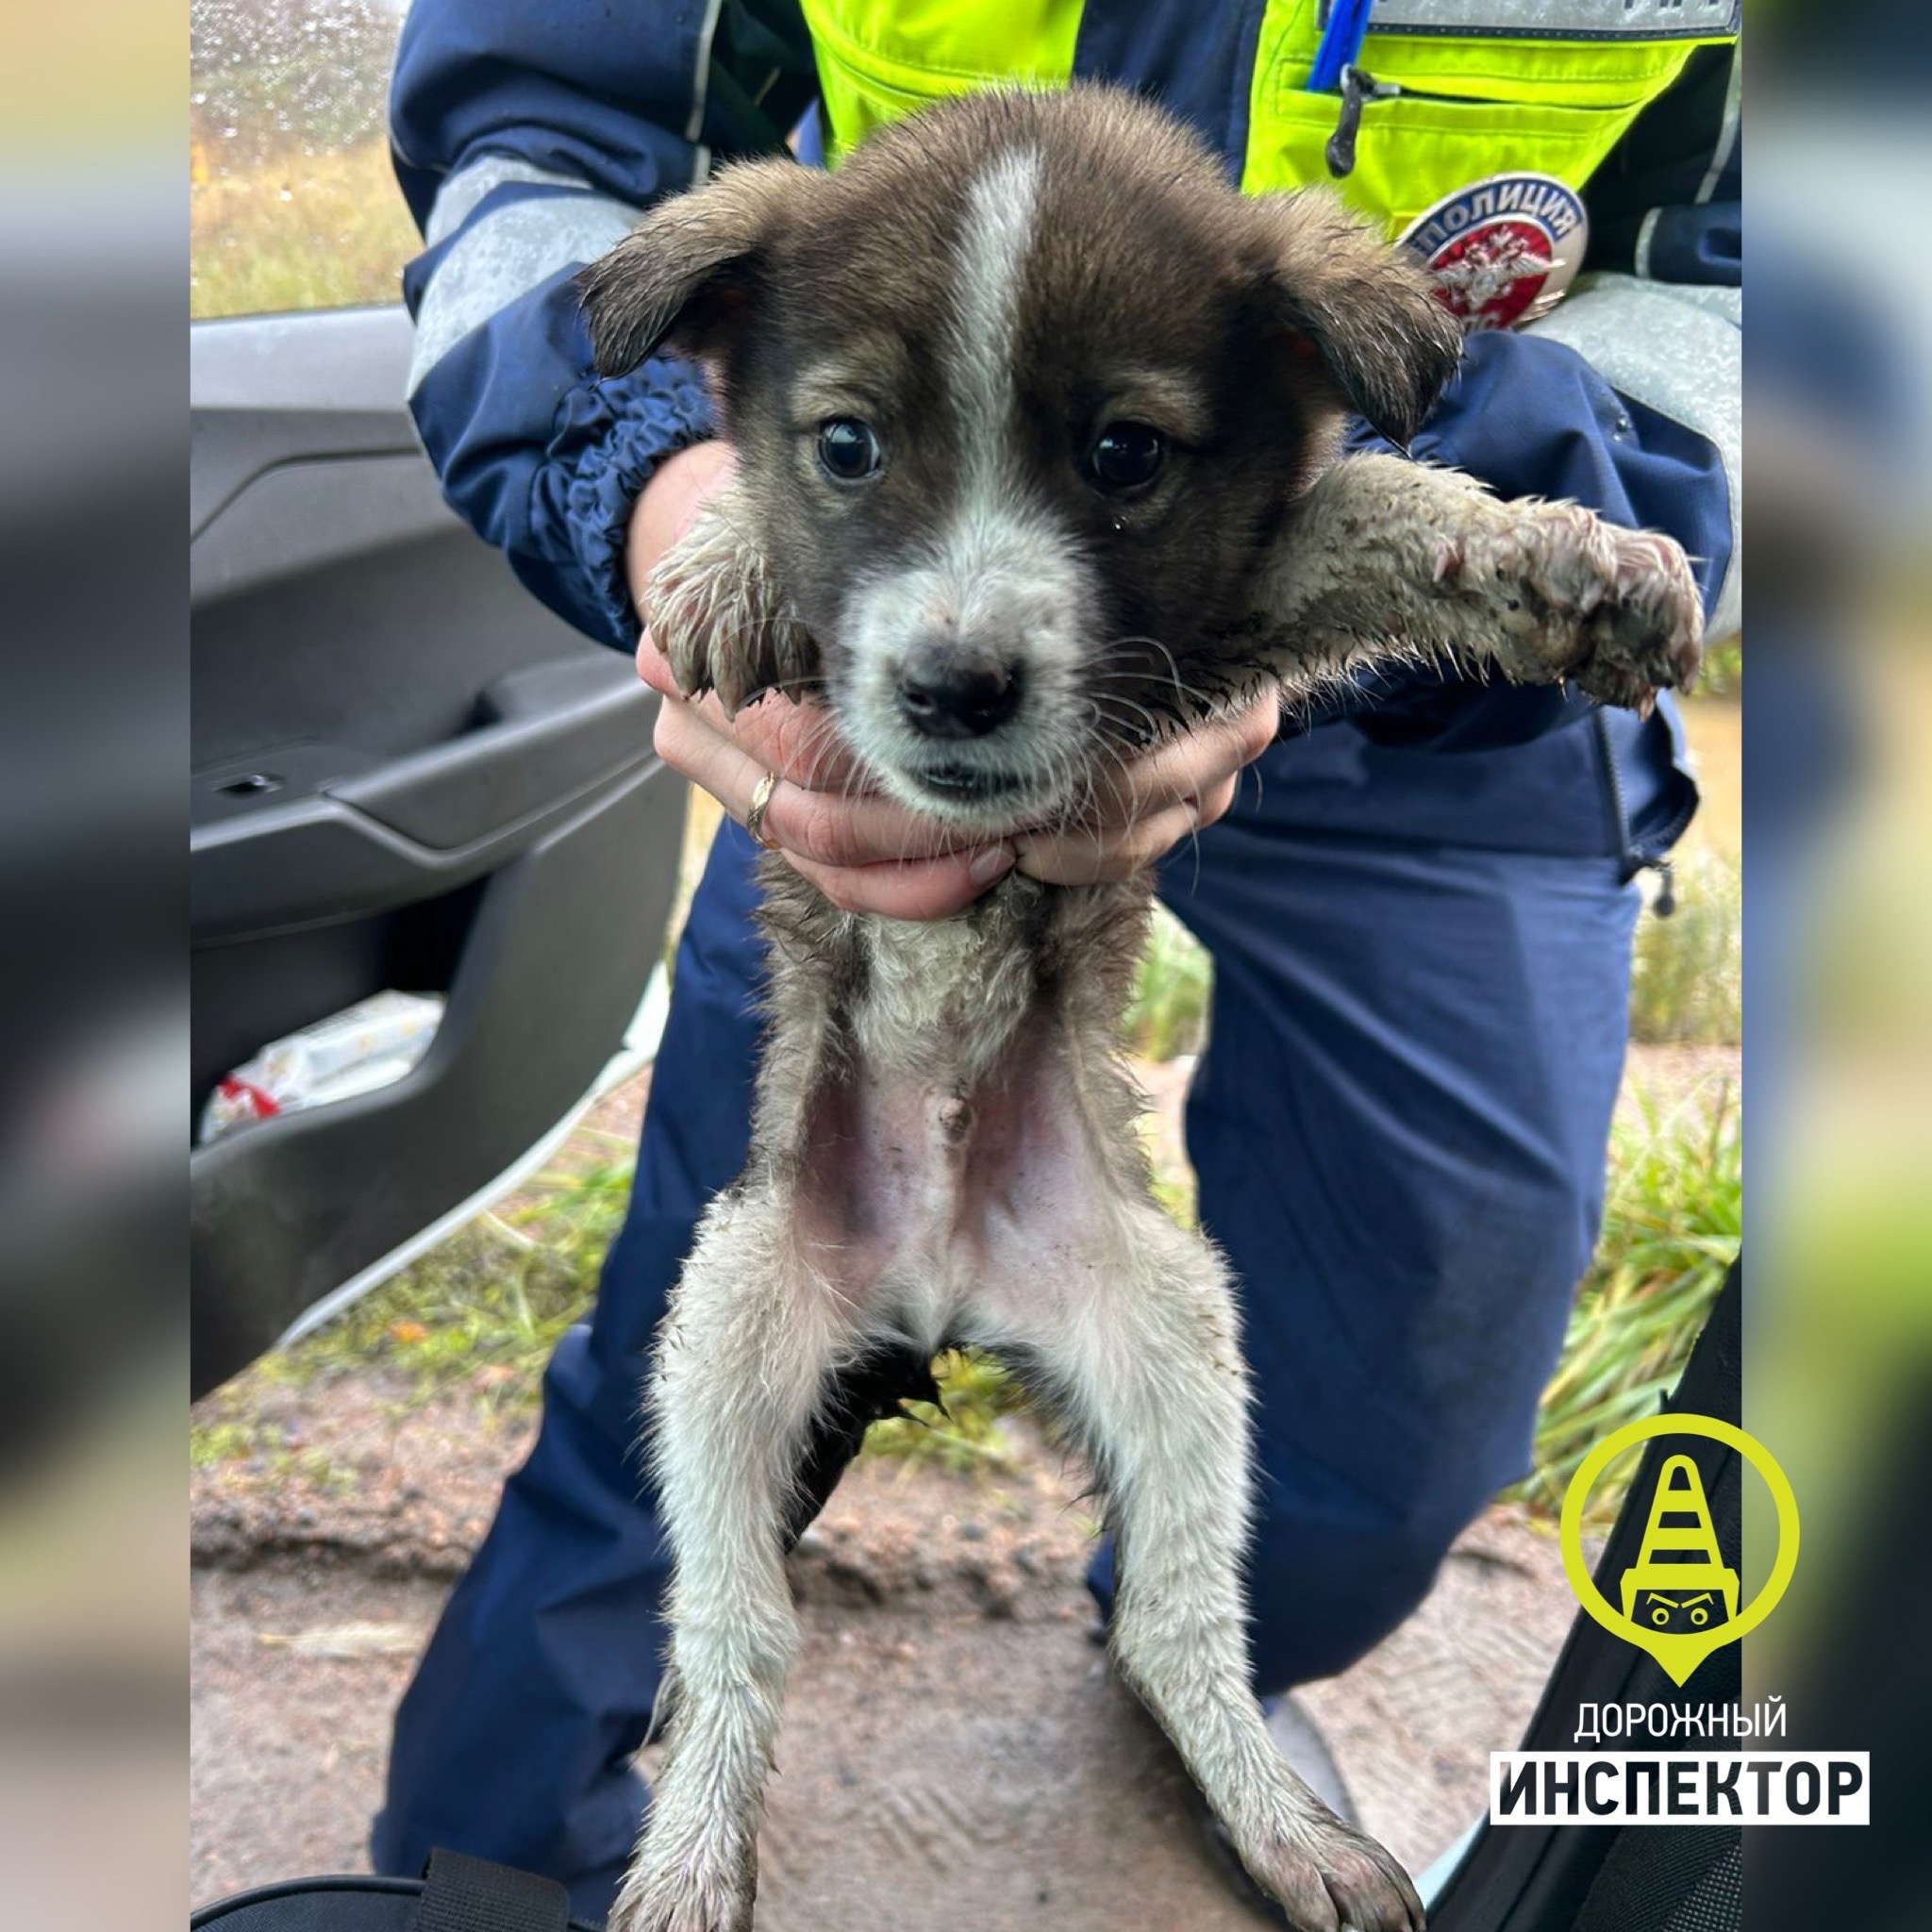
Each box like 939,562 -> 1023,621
1245,1811 -> 1425,1932
641,488 -> 816,715
1436,498 -> 1704,716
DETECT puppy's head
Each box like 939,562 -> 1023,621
581,87 -> 1460,833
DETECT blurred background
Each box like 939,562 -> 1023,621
2,0 -> 181,1927
1743,8 -> 1932,1926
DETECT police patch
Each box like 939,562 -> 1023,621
1398,173 -> 1588,334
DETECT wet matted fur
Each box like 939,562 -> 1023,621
577,86 -> 1701,1932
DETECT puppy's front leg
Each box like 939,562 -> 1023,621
610,1194 -> 848,1932
1252,453 -> 1704,714
641,487 -> 816,715
1040,1208 -> 1423,1932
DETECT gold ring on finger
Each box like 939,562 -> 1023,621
745,770 -> 781,850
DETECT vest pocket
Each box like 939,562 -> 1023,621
1243,81 -> 1660,231
1242,7 -> 1711,226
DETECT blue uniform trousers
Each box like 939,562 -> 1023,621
372,702 -> 1685,1921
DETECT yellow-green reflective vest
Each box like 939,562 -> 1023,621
798,0 -> 1738,238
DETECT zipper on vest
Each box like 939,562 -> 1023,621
1324,65 -> 1496,179
1325,65 -> 1401,177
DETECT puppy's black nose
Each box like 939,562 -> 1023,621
895,641 -> 1022,739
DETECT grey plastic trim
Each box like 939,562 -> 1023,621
191,749 -> 655,943
190,304 -> 417,413
192,658 -> 659,941
327,658 -> 657,849
275,961 -> 671,1351
191,453 -> 455,602
191,307 -> 420,536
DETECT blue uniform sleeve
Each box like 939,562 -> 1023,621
390,0 -> 815,649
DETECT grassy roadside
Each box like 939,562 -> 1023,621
192,139 -> 417,319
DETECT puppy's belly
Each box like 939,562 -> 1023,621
792,1029 -> 1116,1350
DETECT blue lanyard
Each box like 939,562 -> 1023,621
1307,0 -> 1374,94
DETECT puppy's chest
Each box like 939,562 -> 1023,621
799,906 -> 1114,1351
850,910 -> 1039,1077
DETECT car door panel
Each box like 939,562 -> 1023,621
191,306 -> 683,1396
192,767 -> 672,1398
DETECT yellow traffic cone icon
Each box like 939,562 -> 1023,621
1618,1455 -> 1740,1631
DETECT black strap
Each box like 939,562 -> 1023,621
414,1849 -> 571,1932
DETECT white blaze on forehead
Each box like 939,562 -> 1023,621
949,146 -> 1041,491
835,140 -> 1091,819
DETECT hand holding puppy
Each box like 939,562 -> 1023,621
629,440 -> 1279,919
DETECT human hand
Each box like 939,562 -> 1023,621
628,443 -> 1279,916
1010,694 -> 1279,888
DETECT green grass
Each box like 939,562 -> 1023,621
187,1414 -> 360,1492
1629,851 -> 1741,1047
861,1349 -> 1033,1475
1697,636 -> 1742,697
1123,904 -> 1213,1061
191,139 -> 418,319
190,1418 -> 275,1469
1508,1080 -> 1741,1525
201,1156 -> 636,1439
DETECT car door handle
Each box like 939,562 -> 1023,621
192,657 -> 661,944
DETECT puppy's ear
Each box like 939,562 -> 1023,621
577,159 -> 814,376
1248,188 -> 1463,447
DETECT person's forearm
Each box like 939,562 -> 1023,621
389,0 -> 774,647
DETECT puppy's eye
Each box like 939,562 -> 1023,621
1086,422 -> 1165,492
816,417 -> 883,482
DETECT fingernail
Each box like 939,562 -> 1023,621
968,843 -> 1015,885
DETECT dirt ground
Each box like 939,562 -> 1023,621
191,1040 -> 1734,1924
192,1430 -> 1575,1928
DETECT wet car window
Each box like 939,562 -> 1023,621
190,0 -> 414,318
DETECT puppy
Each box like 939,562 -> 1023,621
579,85 -> 1700,1932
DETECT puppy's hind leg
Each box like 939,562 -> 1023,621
609,1194 -> 853,1932
1041,1208 -> 1423,1932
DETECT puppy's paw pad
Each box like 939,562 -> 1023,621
1590,528 -> 1705,704
1249,1820 -> 1424,1932
1463,505 -> 1702,711
641,490 -> 817,715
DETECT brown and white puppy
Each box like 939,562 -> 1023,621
579,86 -> 1699,1932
